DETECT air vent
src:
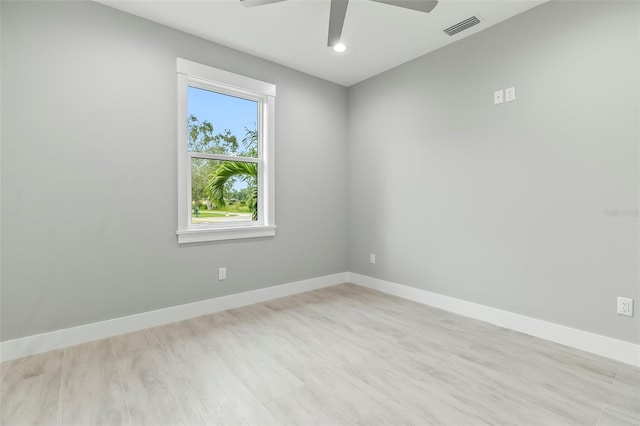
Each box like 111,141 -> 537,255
444,16 -> 481,36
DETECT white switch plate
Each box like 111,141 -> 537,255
369,253 -> 376,264
617,297 -> 633,316
218,267 -> 227,281
493,89 -> 504,104
505,86 -> 516,102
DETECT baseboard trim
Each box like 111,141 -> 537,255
348,272 -> 640,368
4,271 -> 638,367
0,272 -> 348,361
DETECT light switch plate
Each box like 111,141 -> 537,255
505,86 -> 516,102
494,89 -> 504,104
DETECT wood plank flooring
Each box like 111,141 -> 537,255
1,283 -> 639,425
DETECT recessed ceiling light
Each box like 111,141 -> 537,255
332,43 -> 346,53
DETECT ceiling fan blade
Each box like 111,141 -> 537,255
328,0 -> 349,48
369,0 -> 438,13
240,0 -> 286,7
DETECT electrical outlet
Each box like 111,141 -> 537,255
218,267 -> 227,281
617,297 -> 633,316
369,253 -> 376,264
505,86 -> 516,102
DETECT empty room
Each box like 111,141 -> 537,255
1,0 -> 638,424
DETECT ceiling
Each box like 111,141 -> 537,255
97,0 -> 546,87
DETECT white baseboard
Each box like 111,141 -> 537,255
348,272 -> 640,368
4,270 -> 638,368
0,272 -> 348,362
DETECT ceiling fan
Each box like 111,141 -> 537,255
240,0 -> 439,51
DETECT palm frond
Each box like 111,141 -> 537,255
207,161 -> 258,220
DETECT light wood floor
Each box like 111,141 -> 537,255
1,283 -> 639,425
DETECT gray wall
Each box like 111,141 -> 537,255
2,0 -> 638,345
1,1 -> 348,340
348,1 -> 639,343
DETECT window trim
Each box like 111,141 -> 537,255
176,58 -> 276,243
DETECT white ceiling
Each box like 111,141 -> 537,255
97,0 -> 546,87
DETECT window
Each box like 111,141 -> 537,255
176,58 -> 276,243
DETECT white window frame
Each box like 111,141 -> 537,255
176,58 -> 276,243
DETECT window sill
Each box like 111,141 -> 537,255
176,225 -> 276,244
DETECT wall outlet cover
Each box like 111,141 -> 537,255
617,297 -> 633,316
494,89 -> 504,104
505,86 -> 516,102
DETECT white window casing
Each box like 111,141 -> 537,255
176,58 -> 276,243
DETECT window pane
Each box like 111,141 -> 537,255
191,158 -> 258,224
187,86 -> 258,158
